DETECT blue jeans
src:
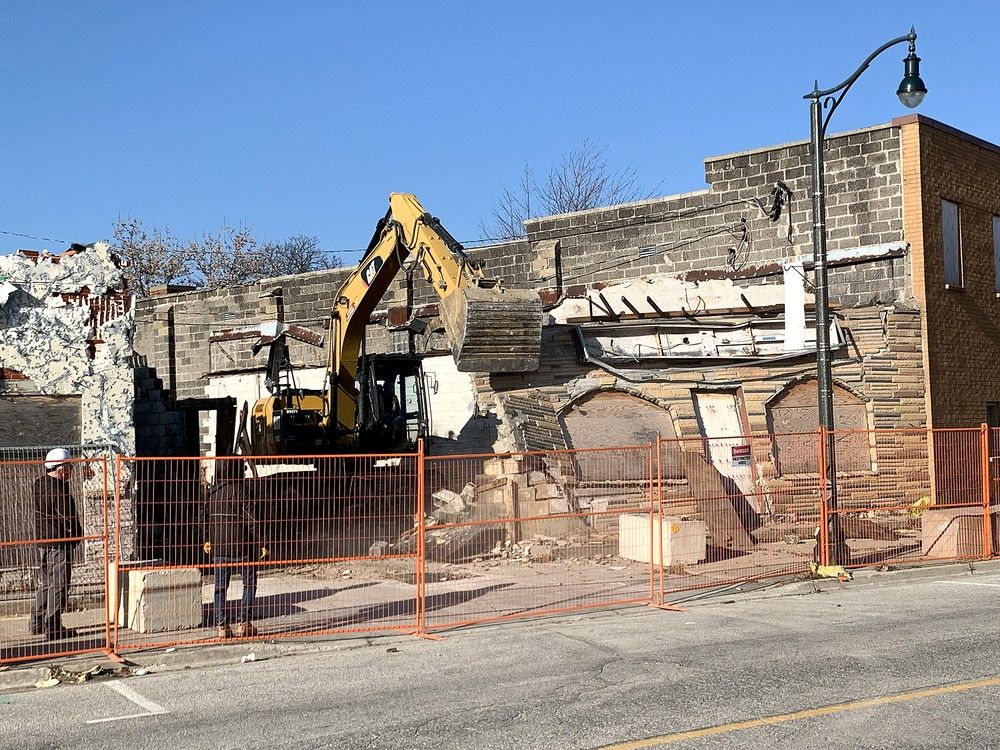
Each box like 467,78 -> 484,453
213,558 -> 257,626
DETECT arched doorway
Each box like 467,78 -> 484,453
766,379 -> 872,474
559,391 -> 676,482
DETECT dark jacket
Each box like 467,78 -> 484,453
33,474 -> 82,548
203,481 -> 261,560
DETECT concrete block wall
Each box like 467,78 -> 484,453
524,124 -> 906,304
135,269 -> 351,399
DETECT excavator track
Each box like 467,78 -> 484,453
439,284 -> 542,373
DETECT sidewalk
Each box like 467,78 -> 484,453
4,557 -> 995,695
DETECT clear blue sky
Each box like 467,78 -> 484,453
0,1 -> 994,263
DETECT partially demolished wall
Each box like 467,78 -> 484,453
132,122 -> 922,460
0,243 -> 135,454
0,243 -> 136,594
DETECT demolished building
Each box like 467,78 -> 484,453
134,115 -> 994,448
0,242 -> 136,587
127,115 -> 1000,556
0,242 -> 135,453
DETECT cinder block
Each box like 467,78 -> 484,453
109,563 -> 203,633
483,458 -> 520,477
618,514 -> 707,566
533,484 -> 562,500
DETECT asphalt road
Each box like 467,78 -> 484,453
4,566 -> 1000,749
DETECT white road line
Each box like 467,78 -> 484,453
936,580 -> 1000,588
85,681 -> 169,724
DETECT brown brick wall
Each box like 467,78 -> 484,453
901,115 -> 1000,427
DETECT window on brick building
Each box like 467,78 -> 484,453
993,216 -> 1000,294
942,199 -> 963,287
766,380 -> 872,475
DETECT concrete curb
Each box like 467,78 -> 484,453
670,558 -> 1000,606
3,559 -> 997,694
0,637 -> 395,695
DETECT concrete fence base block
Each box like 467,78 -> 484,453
108,563 -> 203,633
920,508 -> 983,558
618,514 -> 708,566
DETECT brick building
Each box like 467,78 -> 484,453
132,115 -> 1000,506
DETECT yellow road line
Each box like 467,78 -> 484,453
601,676 -> 1000,749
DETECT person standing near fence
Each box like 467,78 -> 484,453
29,448 -> 81,640
202,459 -> 268,639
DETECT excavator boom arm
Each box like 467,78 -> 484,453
325,193 -> 542,440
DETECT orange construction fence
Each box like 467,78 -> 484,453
3,426 -> 1000,664
0,454 -> 110,666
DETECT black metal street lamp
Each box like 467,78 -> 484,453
805,28 -> 927,565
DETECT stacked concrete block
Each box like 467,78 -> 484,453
477,456 -> 583,540
132,366 -> 187,456
109,564 -> 203,633
618,514 -> 708,566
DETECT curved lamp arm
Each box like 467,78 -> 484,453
804,28 -> 917,137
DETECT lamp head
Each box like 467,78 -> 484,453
897,36 -> 927,108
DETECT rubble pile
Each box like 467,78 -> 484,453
0,243 -> 135,454
396,455 -> 590,561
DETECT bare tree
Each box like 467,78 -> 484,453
482,166 -> 535,244
257,235 -> 334,278
112,218 -> 194,297
188,224 -> 266,290
482,140 -> 654,241
111,218 -> 336,297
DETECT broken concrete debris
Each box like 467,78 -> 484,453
395,457 -> 619,561
0,243 -> 135,454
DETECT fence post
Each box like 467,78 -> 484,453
110,454 -> 124,658
646,442 -> 656,606
981,423 -> 993,559
415,438 -> 428,635
100,454 -> 112,658
817,426 -> 830,567
656,434 -> 665,605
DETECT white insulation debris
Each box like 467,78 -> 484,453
0,243 -> 123,297
0,242 -> 135,454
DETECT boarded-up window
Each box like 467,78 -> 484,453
560,391 -> 675,482
767,381 -> 871,474
0,395 -> 82,447
942,199 -> 963,287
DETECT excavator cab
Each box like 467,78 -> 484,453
249,334 -> 327,455
357,355 -> 429,452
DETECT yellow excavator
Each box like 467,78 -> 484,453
249,193 -> 542,454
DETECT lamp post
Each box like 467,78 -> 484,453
805,28 -> 926,565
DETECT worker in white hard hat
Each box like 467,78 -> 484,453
28,448 -> 82,640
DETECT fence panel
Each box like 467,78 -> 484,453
0,453 -> 110,665
826,428 -> 986,568
112,453 -> 420,652
657,432 -> 820,595
4,426 -> 991,665
420,446 -> 657,630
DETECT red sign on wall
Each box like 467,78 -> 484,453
731,444 -> 752,467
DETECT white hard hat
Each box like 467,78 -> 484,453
45,448 -> 72,470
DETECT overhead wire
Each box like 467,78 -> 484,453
0,228 -> 70,245
0,184 -> 792,260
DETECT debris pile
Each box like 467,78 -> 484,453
395,455 -> 588,561
0,243 -> 135,454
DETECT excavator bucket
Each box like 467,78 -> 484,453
439,283 -> 542,373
